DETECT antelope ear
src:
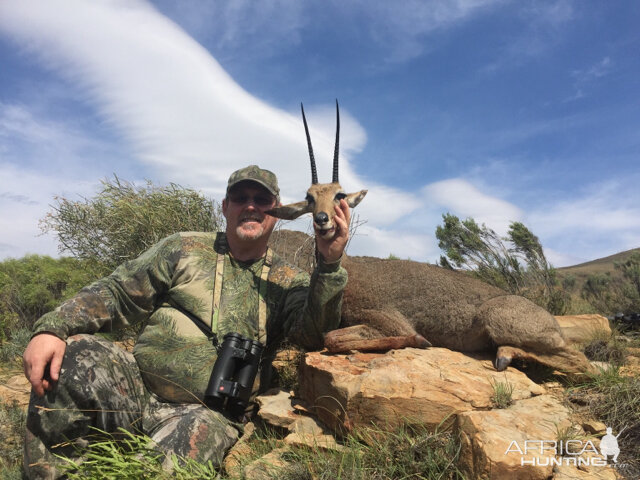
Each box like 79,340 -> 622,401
266,201 -> 313,220
345,190 -> 367,208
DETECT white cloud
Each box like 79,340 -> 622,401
422,178 -> 523,235
1,0 -> 637,269
0,0 -> 432,261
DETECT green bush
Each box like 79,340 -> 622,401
436,214 -> 569,314
0,255 -> 100,339
40,176 -> 224,271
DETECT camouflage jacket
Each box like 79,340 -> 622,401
33,232 -> 347,403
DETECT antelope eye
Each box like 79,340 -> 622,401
335,192 -> 347,201
305,194 -> 315,204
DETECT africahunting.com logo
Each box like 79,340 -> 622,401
504,425 -> 627,468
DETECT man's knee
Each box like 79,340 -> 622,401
147,404 -> 240,468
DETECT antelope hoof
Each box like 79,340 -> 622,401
414,334 -> 431,349
494,355 -> 512,372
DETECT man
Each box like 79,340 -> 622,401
22,165 -> 350,479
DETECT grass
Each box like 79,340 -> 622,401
489,376 -> 514,409
36,421 -> 465,480
0,399 -> 27,480
0,327 -> 30,364
57,427 -> 219,479
568,363 -> 640,478
272,344 -> 304,393
581,328 -> 628,366
267,422 -> 465,480
553,423 -> 587,456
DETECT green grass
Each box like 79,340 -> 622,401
43,421 -> 465,480
0,399 -> 27,480
554,424 -> 587,456
581,328 -> 628,366
58,427 -> 219,480
0,327 -> 30,364
274,422 -> 465,480
489,376 -> 514,409
568,364 -> 640,478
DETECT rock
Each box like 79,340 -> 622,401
553,463 -> 620,479
582,420 -> 607,435
243,447 -> 289,480
256,388 -> 299,429
457,395 -> 573,480
223,422 -> 256,479
256,388 -> 342,451
284,415 -> 343,451
299,348 -> 545,434
555,315 -> 611,346
0,374 -> 31,407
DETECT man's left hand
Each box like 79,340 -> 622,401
316,199 -> 351,263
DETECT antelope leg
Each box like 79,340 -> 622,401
325,326 -> 430,353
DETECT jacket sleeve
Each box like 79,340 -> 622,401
280,258 -> 347,350
32,234 -> 183,340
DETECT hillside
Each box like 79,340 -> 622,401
559,247 -> 640,277
557,247 -> 640,292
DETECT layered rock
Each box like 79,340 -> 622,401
299,348 -> 545,433
298,348 -> 621,480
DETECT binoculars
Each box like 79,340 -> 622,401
204,332 -> 264,418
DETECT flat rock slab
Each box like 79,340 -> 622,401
299,348 -> 545,434
256,388 -> 299,429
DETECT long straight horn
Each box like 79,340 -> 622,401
333,99 -> 340,183
301,103 -> 318,184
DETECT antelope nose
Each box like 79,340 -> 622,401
314,212 -> 329,226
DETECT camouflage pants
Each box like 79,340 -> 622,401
24,334 -> 240,480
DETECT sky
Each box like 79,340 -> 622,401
0,0 -> 639,267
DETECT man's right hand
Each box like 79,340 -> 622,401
23,333 -> 66,397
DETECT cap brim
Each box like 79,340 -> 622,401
227,179 -> 279,197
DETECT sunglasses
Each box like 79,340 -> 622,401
228,193 -> 276,207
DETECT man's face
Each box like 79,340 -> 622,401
223,182 -> 278,242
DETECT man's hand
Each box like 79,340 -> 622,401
316,199 -> 351,263
23,333 -> 66,397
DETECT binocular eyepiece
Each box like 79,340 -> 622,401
204,332 -> 264,419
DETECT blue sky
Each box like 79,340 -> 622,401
1,0 -> 639,267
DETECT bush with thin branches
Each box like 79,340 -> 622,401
40,176 -> 224,272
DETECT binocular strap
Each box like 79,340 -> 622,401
212,236 -> 273,346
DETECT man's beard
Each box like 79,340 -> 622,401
235,219 -> 266,240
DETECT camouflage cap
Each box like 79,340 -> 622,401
227,165 -> 280,199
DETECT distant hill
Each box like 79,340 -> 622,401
558,247 -> 640,279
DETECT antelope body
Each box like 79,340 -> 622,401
268,102 -> 593,375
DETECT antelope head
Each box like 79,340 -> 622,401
267,101 -> 367,239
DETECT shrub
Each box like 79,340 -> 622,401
40,176 -> 224,271
0,255 -> 99,338
436,214 -> 569,314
